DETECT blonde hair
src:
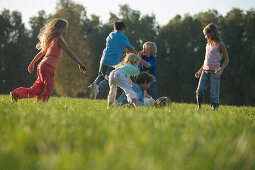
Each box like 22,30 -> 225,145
143,41 -> 157,57
36,18 -> 68,52
115,53 -> 141,68
203,23 -> 221,46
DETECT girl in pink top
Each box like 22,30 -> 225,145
195,23 -> 229,110
10,18 -> 87,103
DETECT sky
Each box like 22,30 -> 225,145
1,0 -> 255,28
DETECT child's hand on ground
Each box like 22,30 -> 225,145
215,67 -> 223,75
79,64 -> 87,74
195,71 -> 202,78
28,64 -> 34,73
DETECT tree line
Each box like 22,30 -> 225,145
1,0 -> 254,105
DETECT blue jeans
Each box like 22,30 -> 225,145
148,81 -> 157,100
94,64 -> 115,93
196,70 -> 220,107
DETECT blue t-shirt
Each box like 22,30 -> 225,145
100,30 -> 134,67
116,84 -> 144,106
139,55 -> 157,81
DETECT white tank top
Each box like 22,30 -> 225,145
203,42 -> 222,70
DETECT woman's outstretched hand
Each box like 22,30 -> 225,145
195,71 -> 202,78
28,64 -> 34,73
79,64 -> 87,74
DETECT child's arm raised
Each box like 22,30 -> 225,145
28,51 -> 46,73
58,36 -> 87,74
138,50 -> 151,68
125,48 -> 138,55
215,42 -> 229,75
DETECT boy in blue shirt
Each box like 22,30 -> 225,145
87,21 -> 136,99
116,72 -> 154,106
139,42 -> 158,99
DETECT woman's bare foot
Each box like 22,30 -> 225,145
197,102 -> 201,109
10,91 -> 18,102
33,98 -> 39,103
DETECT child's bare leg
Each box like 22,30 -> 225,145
197,102 -> 201,109
107,76 -> 116,108
33,98 -> 39,103
108,101 -> 114,107
131,99 -> 138,108
10,91 -> 18,102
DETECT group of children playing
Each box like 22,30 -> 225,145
10,19 -> 229,110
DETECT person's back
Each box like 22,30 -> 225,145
107,53 -> 141,108
101,30 -> 133,67
40,37 -> 62,69
115,64 -> 140,78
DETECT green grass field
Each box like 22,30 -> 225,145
0,95 -> 255,170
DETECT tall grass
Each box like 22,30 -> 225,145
0,95 -> 255,170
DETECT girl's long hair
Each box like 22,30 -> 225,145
115,53 -> 141,68
36,18 -> 68,52
203,23 -> 221,46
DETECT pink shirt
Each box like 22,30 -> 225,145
41,37 -> 62,69
203,42 -> 222,70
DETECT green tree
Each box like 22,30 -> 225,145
0,9 -> 31,93
110,4 -> 159,50
242,9 -> 255,105
52,0 -> 92,97
220,8 -> 254,105
157,14 -> 203,101
25,10 -> 49,86
82,14 -> 112,83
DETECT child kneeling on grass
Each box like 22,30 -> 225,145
108,53 -> 140,108
116,71 -> 154,106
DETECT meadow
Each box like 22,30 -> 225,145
0,95 -> 255,170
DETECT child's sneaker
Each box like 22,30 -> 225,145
10,91 -> 18,102
90,83 -> 99,99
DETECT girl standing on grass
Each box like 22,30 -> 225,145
195,23 -> 229,110
108,53 -> 141,108
10,18 -> 87,103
